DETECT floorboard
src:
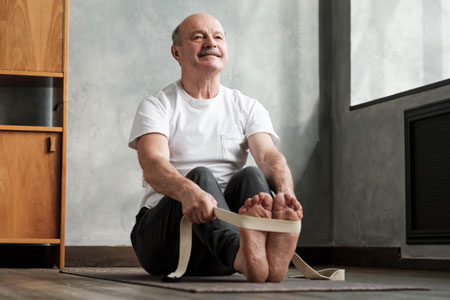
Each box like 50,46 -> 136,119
0,267 -> 449,299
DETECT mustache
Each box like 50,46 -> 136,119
198,48 -> 222,57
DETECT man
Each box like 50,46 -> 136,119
128,13 -> 303,283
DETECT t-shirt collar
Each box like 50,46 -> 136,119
176,80 -> 222,106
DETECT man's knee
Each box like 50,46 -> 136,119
186,166 -> 217,185
227,166 -> 271,199
186,166 -> 213,178
240,166 -> 264,180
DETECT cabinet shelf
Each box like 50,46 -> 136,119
0,239 -> 60,245
0,125 -> 63,132
0,70 -> 63,78
0,75 -> 63,127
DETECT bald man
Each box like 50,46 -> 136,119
129,13 -> 303,282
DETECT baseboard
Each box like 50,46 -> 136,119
65,246 -> 139,267
297,246 -> 450,271
21,245 -> 446,270
295,246 -> 333,265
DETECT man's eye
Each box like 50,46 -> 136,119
193,36 -> 203,40
215,36 -> 223,40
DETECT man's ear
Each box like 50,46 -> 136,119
171,45 -> 181,63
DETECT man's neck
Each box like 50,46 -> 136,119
180,72 -> 221,99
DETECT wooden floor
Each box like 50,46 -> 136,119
0,266 -> 449,299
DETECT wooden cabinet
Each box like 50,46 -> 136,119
0,0 -> 68,268
0,131 -> 61,239
0,0 -> 64,73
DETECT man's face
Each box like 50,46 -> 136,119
172,14 -> 228,74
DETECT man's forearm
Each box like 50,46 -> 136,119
137,134 -> 217,223
141,155 -> 199,202
259,151 -> 294,194
136,134 -> 202,202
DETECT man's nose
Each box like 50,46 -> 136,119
203,34 -> 217,48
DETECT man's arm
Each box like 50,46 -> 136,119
136,133 -> 217,223
247,132 -> 303,218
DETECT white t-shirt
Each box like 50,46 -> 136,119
128,80 -> 279,208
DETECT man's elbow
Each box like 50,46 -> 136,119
138,156 -> 159,185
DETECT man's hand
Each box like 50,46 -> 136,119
137,133 -> 218,223
180,187 -> 217,223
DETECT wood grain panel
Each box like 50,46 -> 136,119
0,0 -> 63,72
0,125 -> 63,132
0,238 -> 60,244
0,131 -> 61,238
0,69 -> 63,77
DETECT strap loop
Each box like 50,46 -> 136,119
164,207 -> 345,282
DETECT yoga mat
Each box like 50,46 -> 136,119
61,268 -> 428,293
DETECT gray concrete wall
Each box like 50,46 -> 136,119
332,0 -> 450,258
67,0 -> 326,246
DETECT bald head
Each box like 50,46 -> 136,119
172,13 -> 225,46
170,13 -> 228,76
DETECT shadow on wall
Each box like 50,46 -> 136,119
224,0 -> 320,183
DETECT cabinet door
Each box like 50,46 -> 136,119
0,0 -> 64,73
0,131 -> 61,238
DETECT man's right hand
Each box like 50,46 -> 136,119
180,188 -> 217,224
137,133 -> 218,224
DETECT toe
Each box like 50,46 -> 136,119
239,206 -> 248,214
287,196 -> 298,209
259,193 -> 273,211
274,193 -> 286,208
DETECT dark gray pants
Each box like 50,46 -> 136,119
130,166 -> 272,276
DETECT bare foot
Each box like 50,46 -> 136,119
266,193 -> 301,282
233,192 -> 273,282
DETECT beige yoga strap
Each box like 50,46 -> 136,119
163,207 -> 345,282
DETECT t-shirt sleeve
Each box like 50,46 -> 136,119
245,99 -> 280,145
128,95 -> 170,150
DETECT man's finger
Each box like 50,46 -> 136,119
185,215 -> 194,223
192,215 -> 201,224
203,207 -> 215,222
